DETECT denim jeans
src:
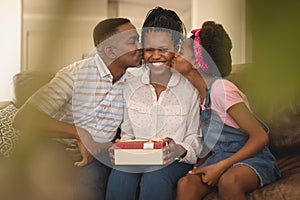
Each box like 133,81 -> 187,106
74,160 -> 111,200
106,161 -> 192,200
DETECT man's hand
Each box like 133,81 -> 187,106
73,141 -> 95,167
65,141 -> 82,161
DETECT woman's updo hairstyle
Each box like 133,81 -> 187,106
141,6 -> 186,48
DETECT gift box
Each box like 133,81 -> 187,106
114,140 -> 166,165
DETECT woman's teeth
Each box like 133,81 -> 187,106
151,62 -> 165,67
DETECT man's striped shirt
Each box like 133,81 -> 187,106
28,54 -> 126,142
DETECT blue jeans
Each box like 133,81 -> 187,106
106,161 -> 193,200
74,160 -> 111,200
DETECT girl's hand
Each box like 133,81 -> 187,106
192,154 -> 210,170
189,162 -> 227,186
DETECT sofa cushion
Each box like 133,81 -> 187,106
268,111 -> 300,156
12,71 -> 54,108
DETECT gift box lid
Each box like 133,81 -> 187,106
114,139 -> 166,149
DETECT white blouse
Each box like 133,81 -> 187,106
121,68 -> 202,164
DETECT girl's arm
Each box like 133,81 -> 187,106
189,102 -> 268,185
218,102 -> 269,169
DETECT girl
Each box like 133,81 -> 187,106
106,7 -> 202,200
173,21 -> 281,200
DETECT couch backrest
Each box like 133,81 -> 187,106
12,71 -> 54,108
227,64 -> 300,156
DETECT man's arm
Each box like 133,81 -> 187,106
13,103 -> 79,139
13,102 -> 113,167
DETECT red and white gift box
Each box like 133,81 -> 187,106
114,139 -> 166,165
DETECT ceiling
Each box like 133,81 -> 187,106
115,0 -> 191,10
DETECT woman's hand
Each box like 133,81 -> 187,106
109,138 -> 120,165
162,137 -> 187,165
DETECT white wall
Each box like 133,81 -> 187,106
0,0 -> 21,101
191,0 -> 246,64
116,0 -> 246,64
22,0 -> 108,72
115,0 -> 191,31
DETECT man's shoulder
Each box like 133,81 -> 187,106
58,56 -> 97,75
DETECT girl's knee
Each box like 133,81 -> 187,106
177,175 -> 210,200
218,166 -> 259,193
178,175 -> 193,189
177,176 -> 194,199
177,175 -> 203,191
218,172 -> 239,190
177,175 -> 187,184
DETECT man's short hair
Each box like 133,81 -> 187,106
93,18 -> 131,47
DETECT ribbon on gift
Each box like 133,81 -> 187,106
114,138 -> 166,149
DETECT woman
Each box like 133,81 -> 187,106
106,7 -> 202,200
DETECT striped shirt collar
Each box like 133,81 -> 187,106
94,53 -> 127,83
95,54 -> 112,78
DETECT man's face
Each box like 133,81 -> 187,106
110,23 -> 142,68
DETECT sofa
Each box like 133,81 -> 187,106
0,65 -> 299,199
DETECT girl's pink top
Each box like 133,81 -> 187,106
201,79 -> 251,129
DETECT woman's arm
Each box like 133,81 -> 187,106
175,89 -> 202,164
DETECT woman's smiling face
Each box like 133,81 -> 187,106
143,31 -> 175,74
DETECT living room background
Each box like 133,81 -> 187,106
0,0 -> 245,101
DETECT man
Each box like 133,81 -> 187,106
13,18 -> 142,200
